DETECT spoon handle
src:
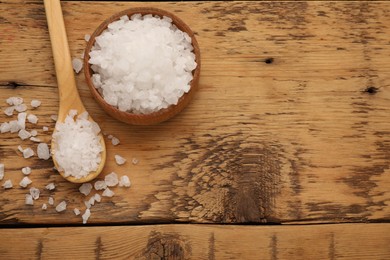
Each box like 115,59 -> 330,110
44,0 -> 84,120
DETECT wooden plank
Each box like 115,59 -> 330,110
0,224 -> 389,259
0,1 -> 389,225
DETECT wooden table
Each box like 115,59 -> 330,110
1,1 -> 389,259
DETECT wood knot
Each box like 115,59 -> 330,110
363,86 -> 379,95
265,58 -> 274,64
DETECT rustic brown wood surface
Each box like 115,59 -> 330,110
0,223 -> 389,260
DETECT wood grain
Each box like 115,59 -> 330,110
0,1 -> 389,225
0,224 -> 389,259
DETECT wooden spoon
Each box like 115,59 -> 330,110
44,0 -> 106,183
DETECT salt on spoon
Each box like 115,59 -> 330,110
44,0 -> 106,183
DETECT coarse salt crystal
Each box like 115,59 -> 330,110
48,197 -> 54,205
30,137 -> 41,142
74,208 -> 81,215
87,196 -> 95,207
132,157 -> 139,165
43,126 -> 49,132
9,120 -> 20,133
45,183 -> 56,190
17,112 -> 27,129
23,147 -> 34,158
72,58 -> 83,74
93,193 -> 101,203
82,208 -> 91,224
0,122 -> 10,133
50,115 -> 58,122
27,114 -> 38,124
114,155 -> 126,165
56,201 -> 67,212
2,179 -> 12,189
31,99 -> 41,108
18,145 -> 24,153
7,97 -> 23,106
94,180 -> 107,190
18,129 -> 31,140
30,130 -> 38,136
84,34 -> 91,42
0,164 -> 4,180
79,183 -> 92,196
37,143 -> 50,160
111,136 -> 120,146
102,187 -> 114,197
15,104 -> 27,112
29,187 -> 40,200
4,107 -> 14,116
119,175 -> 131,188
22,167 -> 31,175
25,194 -> 34,205
52,110 -> 102,179
19,176 -> 32,188
105,172 -> 118,187
42,203 -> 47,210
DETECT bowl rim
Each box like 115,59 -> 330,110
83,7 -> 201,125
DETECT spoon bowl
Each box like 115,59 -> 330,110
44,0 -> 106,183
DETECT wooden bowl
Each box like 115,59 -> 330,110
84,7 -> 201,125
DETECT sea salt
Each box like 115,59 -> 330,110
87,196 -> 95,207
114,155 -> 126,165
72,58 -> 83,73
119,175 -> 131,188
56,201 -> 67,212
31,99 -> 41,108
50,115 -> 58,122
132,157 -> 139,165
0,164 -> 4,180
30,137 -> 41,142
4,107 -> 14,116
18,129 -> 31,140
43,126 -> 49,132
88,14 -> 197,114
84,34 -> 91,42
93,193 -> 101,203
19,176 -> 32,188
30,130 -> 38,136
9,120 -> 20,133
52,110 -> 103,179
25,194 -> 34,205
74,208 -> 81,215
23,147 -> 35,158
82,208 -> 91,224
45,183 -> 56,190
27,114 -> 38,124
7,97 -> 23,106
48,197 -> 54,205
0,122 -> 10,133
102,187 -> 114,197
15,104 -> 27,112
37,143 -> 50,160
2,179 -> 12,189
79,183 -> 92,196
17,112 -> 27,129
111,136 -> 120,146
94,180 -> 107,190
22,167 -> 31,175
42,203 -> 47,210
104,172 -> 118,187
29,187 -> 40,200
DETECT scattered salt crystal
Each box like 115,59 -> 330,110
30,130 -> 38,136
23,147 -> 34,158
88,14 -> 197,114
31,99 -> 41,108
114,155 -> 126,165
79,183 -> 92,196
18,145 -> 24,153
7,97 -> 23,106
0,122 -> 10,133
84,34 -> 91,42
119,175 -> 131,188
43,126 -> 49,132
102,188 -> 114,197
80,51 -> 85,59
25,194 -> 34,205
29,187 -> 40,200
111,136 -> 120,146
72,58 -> 83,74
132,157 -> 139,165
74,208 -> 81,215
42,203 -> 47,210
17,112 -> 27,129
18,129 -> 31,140
84,201 -> 91,209
93,193 -> 101,202
94,180 -> 107,190
107,135 -> 113,139
30,137 -> 41,142
52,110 -> 102,179
88,196 -> 95,206
4,107 -> 14,116
37,143 -> 50,160
9,120 -> 20,133
27,114 -> 38,124
45,183 -> 55,191
19,176 -> 32,188
22,167 -> 31,175
48,197 -> 54,205
50,115 -> 58,122
0,164 -> 4,180
15,104 -> 27,112
2,179 -> 12,189
55,201 -> 67,212
82,208 -> 91,224
105,172 -> 118,187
